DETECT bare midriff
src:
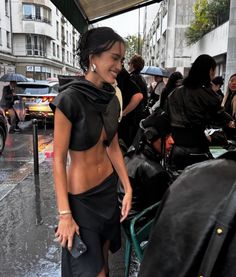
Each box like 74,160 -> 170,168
67,128 -> 114,194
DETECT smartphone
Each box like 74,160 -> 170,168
54,227 -> 87,258
70,233 -> 87,258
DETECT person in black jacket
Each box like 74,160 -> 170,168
118,109 -> 174,226
117,66 -> 143,148
1,81 -> 20,132
139,151 -> 236,277
168,54 -> 235,170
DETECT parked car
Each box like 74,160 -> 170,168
0,108 -> 9,154
15,81 -> 59,122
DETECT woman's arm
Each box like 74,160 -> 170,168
106,134 -> 132,221
122,92 -> 143,116
53,108 -> 79,250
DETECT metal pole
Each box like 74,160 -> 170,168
32,119 -> 39,176
32,119 -> 43,225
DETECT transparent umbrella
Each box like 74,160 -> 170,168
141,66 -> 170,77
0,73 -> 28,82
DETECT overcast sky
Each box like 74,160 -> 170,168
98,9 -> 144,38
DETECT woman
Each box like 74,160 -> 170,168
159,71 -> 183,111
50,27 -> 132,277
168,54 -> 234,170
222,74 -> 236,119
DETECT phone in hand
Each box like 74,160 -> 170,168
70,233 -> 87,258
54,227 -> 87,258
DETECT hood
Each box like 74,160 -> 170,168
59,76 -> 115,112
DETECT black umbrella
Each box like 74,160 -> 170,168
0,73 -> 28,82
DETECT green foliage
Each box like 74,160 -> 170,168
185,0 -> 230,45
125,35 -> 143,63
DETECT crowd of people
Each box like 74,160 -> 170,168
46,26 -> 236,276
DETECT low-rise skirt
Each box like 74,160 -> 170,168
61,172 -> 121,277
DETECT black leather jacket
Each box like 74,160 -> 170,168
118,145 -> 171,221
139,151 -> 236,277
168,85 -> 232,148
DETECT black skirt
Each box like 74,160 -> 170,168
62,172 -> 121,277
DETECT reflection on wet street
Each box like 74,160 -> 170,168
0,160 -> 61,276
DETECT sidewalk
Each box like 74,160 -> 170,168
0,145 -> 126,276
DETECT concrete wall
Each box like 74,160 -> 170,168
190,22 -> 229,62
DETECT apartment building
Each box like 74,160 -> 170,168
0,0 -> 80,80
143,0 -> 236,81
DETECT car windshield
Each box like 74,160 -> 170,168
16,86 -> 50,95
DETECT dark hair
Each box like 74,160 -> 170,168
212,76 -> 224,86
77,27 -> 124,72
141,108 -> 171,142
129,54 -> 145,72
160,71 -> 183,108
183,54 -> 216,88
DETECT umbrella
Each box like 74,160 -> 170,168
0,73 -> 28,82
141,66 -> 170,77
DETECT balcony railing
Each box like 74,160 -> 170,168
23,15 -> 51,24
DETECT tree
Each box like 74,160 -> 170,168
185,0 -> 230,45
185,0 -> 213,45
124,35 -> 143,64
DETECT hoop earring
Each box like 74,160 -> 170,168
91,64 -> 96,72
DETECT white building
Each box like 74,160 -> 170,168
142,0 -> 236,82
0,0 -> 80,80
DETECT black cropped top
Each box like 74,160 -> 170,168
50,78 -> 120,151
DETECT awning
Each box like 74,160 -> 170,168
50,0 -> 162,33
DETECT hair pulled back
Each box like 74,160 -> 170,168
77,27 -> 124,72
183,54 -> 216,89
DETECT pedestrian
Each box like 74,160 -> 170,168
50,27 -> 132,277
222,74 -> 236,119
159,71 -> 183,111
148,75 -> 166,111
1,81 -> 20,132
127,54 -> 148,134
139,151 -> 236,277
211,75 -> 224,102
118,109 -> 174,229
117,66 -> 143,148
168,54 -> 235,171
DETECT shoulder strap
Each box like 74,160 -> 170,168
197,179 -> 236,277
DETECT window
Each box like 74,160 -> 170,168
26,34 -> 46,56
5,0 -> 9,16
52,42 -> 56,56
57,45 -> 59,58
23,4 -> 33,19
6,31 -> 10,48
35,5 -> 41,20
22,4 -> 51,24
56,21 -> 59,39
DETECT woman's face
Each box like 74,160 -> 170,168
152,135 -> 174,154
228,76 -> 236,92
89,41 -> 125,87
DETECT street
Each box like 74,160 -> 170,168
0,121 -> 129,277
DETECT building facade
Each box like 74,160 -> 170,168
142,0 -> 235,83
0,0 -> 80,80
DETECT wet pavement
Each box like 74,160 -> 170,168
0,122 -> 140,277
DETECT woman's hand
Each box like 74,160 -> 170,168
55,214 -> 79,251
120,190 -> 132,222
